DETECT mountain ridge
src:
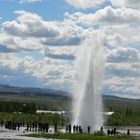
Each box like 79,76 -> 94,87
0,85 -> 140,102
0,84 -> 69,97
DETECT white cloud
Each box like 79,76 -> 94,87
19,0 -> 42,4
0,10 -> 86,53
0,10 -> 86,90
67,6 -> 140,26
104,76 -> 140,98
0,53 -> 75,90
3,10 -> 59,38
66,6 -> 140,49
42,36 -> 81,46
0,44 -> 18,53
107,47 -> 140,63
65,0 -> 106,9
66,0 -> 140,10
2,10 -> 83,48
104,45 -> 140,98
106,63 -> 140,78
45,47 -> 76,60
41,21 -> 82,46
104,61 -> 140,98
110,0 -> 140,9
0,33 -> 43,52
105,25 -> 140,48
106,33 -> 127,47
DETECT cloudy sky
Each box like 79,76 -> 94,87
0,0 -> 140,98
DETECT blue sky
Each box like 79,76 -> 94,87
0,0 -> 140,98
0,0 -> 68,21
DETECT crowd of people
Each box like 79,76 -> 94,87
26,122 -> 49,132
66,125 -> 104,134
66,124 -> 131,136
0,120 -> 49,132
0,120 -> 131,136
66,124 -> 83,133
0,120 -> 22,130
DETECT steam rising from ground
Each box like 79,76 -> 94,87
72,34 -> 105,132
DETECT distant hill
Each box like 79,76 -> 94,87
0,84 -> 140,106
103,95 -> 140,110
0,84 -> 69,98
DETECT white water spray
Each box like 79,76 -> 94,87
72,34 -> 105,133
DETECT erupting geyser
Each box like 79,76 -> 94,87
72,35 -> 105,133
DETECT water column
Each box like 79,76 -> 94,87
72,35 -> 105,133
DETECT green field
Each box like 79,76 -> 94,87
0,94 -> 71,111
27,133 -> 137,140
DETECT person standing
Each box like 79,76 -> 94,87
87,126 -> 90,134
127,129 -> 130,136
69,124 -> 71,133
73,125 -> 76,133
101,126 -> 103,132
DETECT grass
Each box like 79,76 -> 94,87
27,133 -> 137,140
0,94 -> 70,111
